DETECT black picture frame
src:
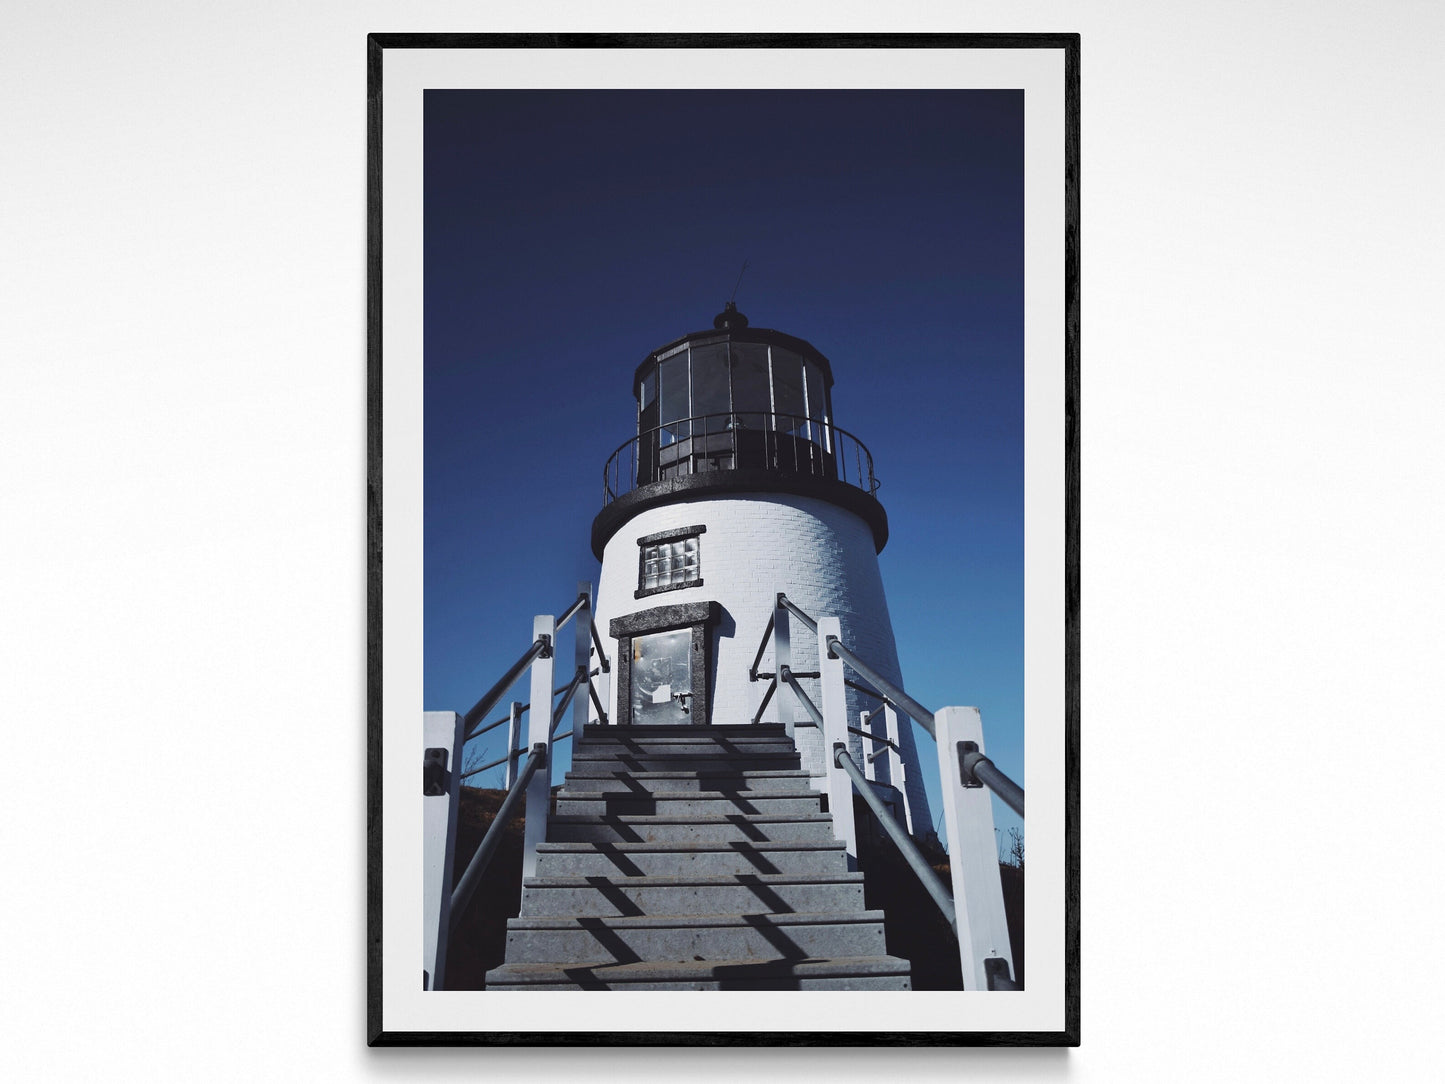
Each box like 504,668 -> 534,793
368,31 -> 1079,1047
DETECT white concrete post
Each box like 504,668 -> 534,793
817,616 -> 857,869
574,582 -> 591,735
883,703 -> 913,835
504,701 -> 523,791
592,588 -> 612,726
523,615 -> 555,881
861,710 -> 879,783
935,706 -> 1015,990
774,597 -> 792,736
422,709 -> 465,991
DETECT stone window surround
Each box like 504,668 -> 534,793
635,523 -> 706,599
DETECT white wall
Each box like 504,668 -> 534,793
4,2 -> 1445,1081
595,492 -> 933,828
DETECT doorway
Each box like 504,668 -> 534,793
630,628 -> 693,724
609,600 -> 721,726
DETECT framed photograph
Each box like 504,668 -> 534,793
368,32 -> 1079,1046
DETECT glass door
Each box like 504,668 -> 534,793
630,628 -> 694,724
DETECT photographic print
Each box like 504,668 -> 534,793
369,33 -> 1078,1045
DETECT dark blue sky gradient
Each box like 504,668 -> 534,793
424,89 -> 1023,843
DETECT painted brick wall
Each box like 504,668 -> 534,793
594,492 -> 934,833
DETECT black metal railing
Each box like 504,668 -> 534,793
458,593 -> 614,789
462,635 -> 551,737
550,665 -> 588,737
602,412 -> 878,503
449,743 -> 546,935
832,742 -> 958,935
450,660 -> 593,920
429,587 -> 615,990
776,660 -> 959,935
777,592 -> 1025,817
749,592 -> 1026,989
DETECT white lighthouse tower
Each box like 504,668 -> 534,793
591,303 -> 934,833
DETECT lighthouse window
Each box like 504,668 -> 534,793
658,353 -> 690,442
770,348 -> 807,433
636,524 -> 706,598
638,368 -> 658,438
690,342 -> 730,422
804,358 -> 831,448
729,342 -> 771,423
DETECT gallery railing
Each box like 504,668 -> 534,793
602,411 -> 879,503
421,583 -> 611,991
746,591 -> 1024,991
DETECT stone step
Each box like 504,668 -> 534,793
569,751 -> 803,773
517,871 -> 866,917
570,743 -> 803,762
484,954 -> 913,991
576,730 -> 798,744
554,789 -> 823,817
501,909 -> 888,964
581,723 -> 790,738
574,729 -> 798,755
560,769 -> 816,795
532,839 -> 849,878
546,813 -> 839,845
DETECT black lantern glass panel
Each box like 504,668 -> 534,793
770,347 -> 806,434
658,351 -> 689,443
803,358 -> 828,448
729,342 -> 771,426
690,342 -> 730,421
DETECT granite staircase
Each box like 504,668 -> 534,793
483,723 -> 912,990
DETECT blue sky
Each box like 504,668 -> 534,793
423,89 -> 1024,851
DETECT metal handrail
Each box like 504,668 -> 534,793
461,750 -> 513,780
962,746 -> 1025,818
589,619 -> 611,673
824,635 -> 937,739
748,611 -> 775,682
462,635 -> 551,736
449,743 -> 546,933
779,666 -> 825,728
755,594 -> 1025,989
751,675 -> 778,725
463,703 -> 527,745
845,676 -> 887,701
587,677 -> 610,727
433,590 -> 606,990
602,411 -> 879,503
776,593 -> 1027,814
550,665 -> 587,736
465,662 -> 600,768
849,725 -> 899,752
554,591 -> 589,634
460,588 -> 598,737
465,672 -> 595,751
776,592 -> 818,635
833,744 -> 956,935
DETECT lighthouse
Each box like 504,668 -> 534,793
441,302 -> 1022,991
590,303 -> 934,833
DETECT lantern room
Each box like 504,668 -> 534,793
631,301 -> 838,487
594,303 -> 887,559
